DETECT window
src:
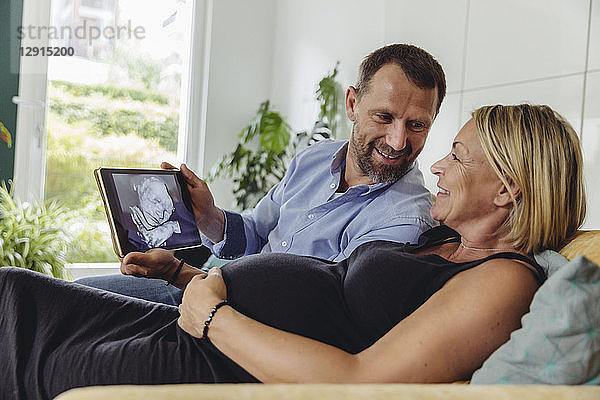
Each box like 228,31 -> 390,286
13,0 -> 212,272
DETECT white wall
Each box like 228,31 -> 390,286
203,0 -> 600,228
201,0 -> 276,207
583,0 -> 600,228
269,0 -> 385,133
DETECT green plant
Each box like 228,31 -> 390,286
316,61 -> 345,138
208,100 -> 292,210
208,64 -> 346,210
0,183 -> 72,279
56,203 -> 117,263
51,81 -> 169,105
48,98 -> 179,152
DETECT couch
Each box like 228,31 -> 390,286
55,230 -> 600,399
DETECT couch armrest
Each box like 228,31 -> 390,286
559,230 -> 600,265
55,383 -> 600,400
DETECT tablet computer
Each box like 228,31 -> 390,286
94,167 -> 203,258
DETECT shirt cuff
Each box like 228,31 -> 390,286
200,209 -> 246,260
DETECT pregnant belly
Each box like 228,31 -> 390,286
221,252 -> 367,353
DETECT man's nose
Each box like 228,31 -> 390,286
386,124 -> 408,151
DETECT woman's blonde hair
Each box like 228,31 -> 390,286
473,104 -> 586,254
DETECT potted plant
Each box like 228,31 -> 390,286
208,64 -> 345,210
315,61 -> 345,139
208,100 -> 292,210
0,183 -> 71,279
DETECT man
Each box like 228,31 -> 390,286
78,43 -> 446,304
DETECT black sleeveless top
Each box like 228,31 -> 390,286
223,225 -> 546,354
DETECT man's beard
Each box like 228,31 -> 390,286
350,123 -> 413,184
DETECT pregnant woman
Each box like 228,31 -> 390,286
0,104 -> 585,399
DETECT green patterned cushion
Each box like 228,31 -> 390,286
471,255 -> 600,384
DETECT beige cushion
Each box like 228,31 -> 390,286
559,230 -> 600,265
54,383 -> 600,400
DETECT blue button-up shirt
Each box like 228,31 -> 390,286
201,140 -> 436,262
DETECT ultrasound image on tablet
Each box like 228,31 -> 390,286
95,168 -> 202,257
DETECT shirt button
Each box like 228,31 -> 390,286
308,213 -> 315,219
330,183 -> 336,189
281,241 -> 288,247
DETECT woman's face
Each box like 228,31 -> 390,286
429,118 -> 503,230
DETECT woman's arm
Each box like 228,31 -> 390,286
178,259 -> 539,383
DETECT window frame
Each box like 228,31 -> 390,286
12,0 -> 213,272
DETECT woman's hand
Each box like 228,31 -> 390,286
178,267 -> 228,338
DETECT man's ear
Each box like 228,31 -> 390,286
494,177 -> 521,207
345,86 -> 358,122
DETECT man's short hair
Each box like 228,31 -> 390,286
356,44 -> 446,114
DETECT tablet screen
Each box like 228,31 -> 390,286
96,168 -> 202,257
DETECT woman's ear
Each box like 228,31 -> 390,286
494,177 -> 521,207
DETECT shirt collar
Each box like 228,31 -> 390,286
330,142 -> 349,174
329,141 -> 416,192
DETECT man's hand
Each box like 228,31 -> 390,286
178,267 -> 228,338
121,248 -> 206,289
121,248 -> 179,281
161,162 -> 225,243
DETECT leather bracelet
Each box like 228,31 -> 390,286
165,259 -> 185,286
202,300 -> 229,340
